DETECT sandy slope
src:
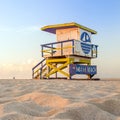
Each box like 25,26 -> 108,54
0,79 -> 120,120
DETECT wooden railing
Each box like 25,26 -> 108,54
32,58 -> 46,79
41,39 -> 98,58
41,39 -> 74,57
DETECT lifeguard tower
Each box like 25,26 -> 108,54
32,22 -> 98,80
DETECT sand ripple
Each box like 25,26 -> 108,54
0,79 -> 119,120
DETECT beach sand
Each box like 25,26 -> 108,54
0,79 -> 120,120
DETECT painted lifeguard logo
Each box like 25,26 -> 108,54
80,32 -> 91,54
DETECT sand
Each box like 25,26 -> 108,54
0,79 -> 120,120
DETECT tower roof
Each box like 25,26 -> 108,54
41,22 -> 97,34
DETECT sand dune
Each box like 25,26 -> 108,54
0,79 -> 120,120
17,92 -> 69,108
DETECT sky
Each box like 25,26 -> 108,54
0,0 -> 120,79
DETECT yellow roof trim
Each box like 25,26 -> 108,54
41,22 -> 97,34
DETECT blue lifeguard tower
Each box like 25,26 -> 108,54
32,22 -> 98,80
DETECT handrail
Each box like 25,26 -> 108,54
40,63 -> 46,70
32,58 -> 47,79
42,46 -> 74,52
32,58 -> 46,70
41,39 -> 74,46
41,39 -> 74,57
41,39 -> 98,58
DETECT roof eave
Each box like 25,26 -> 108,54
41,22 -> 97,34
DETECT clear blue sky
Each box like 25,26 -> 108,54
0,0 -> 120,79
